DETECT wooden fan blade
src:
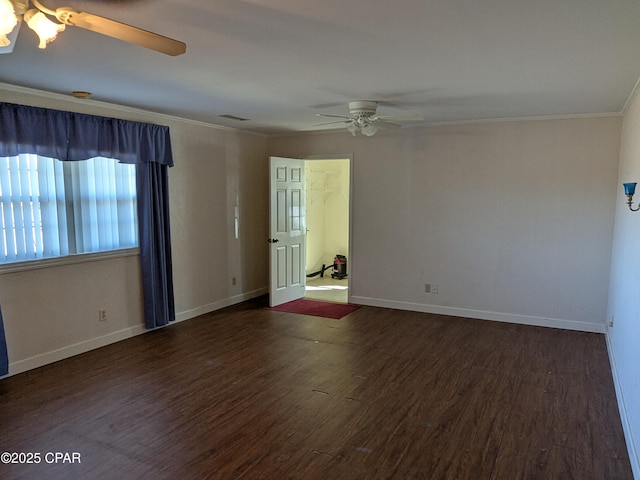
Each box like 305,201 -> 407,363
62,10 -> 186,56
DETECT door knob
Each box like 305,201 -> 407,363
268,238 -> 279,243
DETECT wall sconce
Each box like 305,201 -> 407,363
623,183 -> 640,211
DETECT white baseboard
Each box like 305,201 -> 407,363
606,329 -> 640,480
4,290 -> 605,380
350,296 -> 607,333
174,287 -> 268,322
6,324 -> 148,377
2,288 -> 268,379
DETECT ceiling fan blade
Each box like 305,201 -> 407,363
375,120 -> 401,129
376,114 -> 424,122
60,10 -> 186,56
315,113 -> 352,120
314,120 -> 351,127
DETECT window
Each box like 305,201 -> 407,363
0,154 -> 137,264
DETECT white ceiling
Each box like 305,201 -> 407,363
1,0 -> 639,134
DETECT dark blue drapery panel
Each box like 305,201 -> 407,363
0,102 -> 173,166
0,102 -> 175,330
137,162 -> 176,328
0,306 -> 7,376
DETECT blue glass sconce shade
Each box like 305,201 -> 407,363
624,183 -> 637,196
623,182 -> 640,211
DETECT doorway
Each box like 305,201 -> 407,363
304,158 -> 351,303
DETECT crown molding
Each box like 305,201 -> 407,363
1,81 -> 626,139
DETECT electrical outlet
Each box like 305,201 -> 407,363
232,277 -> 237,286
425,283 -> 438,294
98,309 -> 107,322
609,315 -> 614,328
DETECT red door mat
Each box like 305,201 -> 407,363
269,299 -> 360,319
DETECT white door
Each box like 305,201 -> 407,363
269,156 -> 306,306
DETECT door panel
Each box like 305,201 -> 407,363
276,189 -> 287,233
275,245 -> 287,289
269,157 -> 306,306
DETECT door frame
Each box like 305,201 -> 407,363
303,154 -> 354,304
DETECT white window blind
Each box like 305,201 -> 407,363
0,154 -> 137,264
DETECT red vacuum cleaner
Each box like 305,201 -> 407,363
306,254 -> 348,279
331,255 -> 347,279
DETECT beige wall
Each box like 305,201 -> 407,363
0,86 -> 269,374
0,87 -> 623,371
269,116 -> 622,331
607,89 -> 640,477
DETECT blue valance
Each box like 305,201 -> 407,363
0,102 -> 173,166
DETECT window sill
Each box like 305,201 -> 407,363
0,248 -> 140,274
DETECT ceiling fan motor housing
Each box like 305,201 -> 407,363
348,100 -> 377,116
348,100 -> 378,125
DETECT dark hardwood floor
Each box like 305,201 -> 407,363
0,297 -> 632,479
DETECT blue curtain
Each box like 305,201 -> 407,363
0,306 -> 7,376
0,102 -> 175,329
137,162 -> 175,328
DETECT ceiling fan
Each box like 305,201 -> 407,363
315,100 -> 423,136
0,0 -> 186,56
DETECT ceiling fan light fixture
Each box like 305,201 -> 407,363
0,0 -> 18,47
346,122 -> 358,136
24,8 -> 64,49
360,123 -> 378,137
